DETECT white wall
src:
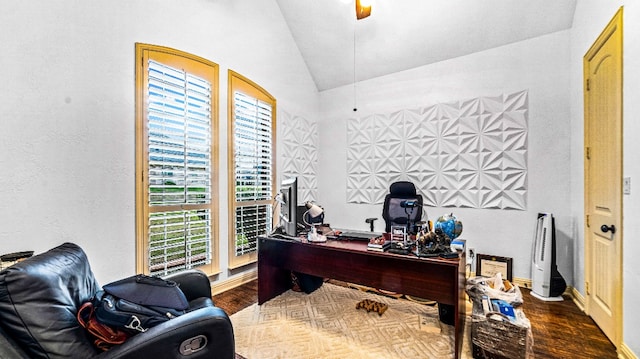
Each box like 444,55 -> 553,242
318,31 -> 573,283
0,0 -> 319,284
570,1 -> 640,354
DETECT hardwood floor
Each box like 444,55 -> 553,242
213,279 -> 258,316
519,289 -> 617,359
213,279 -> 617,358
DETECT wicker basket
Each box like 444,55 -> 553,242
471,312 -> 534,359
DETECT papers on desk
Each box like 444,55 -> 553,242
367,242 -> 391,252
367,236 -> 390,251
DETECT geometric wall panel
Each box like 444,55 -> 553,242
279,110 -> 319,204
346,90 -> 528,210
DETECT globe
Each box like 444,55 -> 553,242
434,213 -> 463,240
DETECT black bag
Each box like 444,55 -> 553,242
94,274 -> 189,334
94,291 -> 184,334
291,271 -> 323,294
102,274 -> 189,310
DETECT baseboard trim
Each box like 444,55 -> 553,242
569,286 -> 585,311
210,268 -> 257,296
513,276 -> 532,289
619,342 -> 639,359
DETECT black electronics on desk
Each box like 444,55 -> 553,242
338,231 -> 381,241
279,177 -> 298,236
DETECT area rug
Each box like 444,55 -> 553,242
230,283 -> 473,358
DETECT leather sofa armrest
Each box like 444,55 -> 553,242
163,269 -> 212,301
98,306 -> 234,359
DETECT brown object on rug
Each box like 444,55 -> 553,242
355,298 -> 388,316
235,353 -> 247,359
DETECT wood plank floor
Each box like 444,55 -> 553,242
213,279 -> 617,359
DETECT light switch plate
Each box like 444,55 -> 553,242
624,177 -> 631,195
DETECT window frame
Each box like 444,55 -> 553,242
227,70 -> 276,269
135,43 -> 220,276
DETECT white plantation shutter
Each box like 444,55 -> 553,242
233,90 -> 274,257
146,59 -> 213,276
148,210 -> 210,274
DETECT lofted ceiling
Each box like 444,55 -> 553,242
275,0 -> 577,91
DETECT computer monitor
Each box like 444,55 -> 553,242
279,177 -> 298,236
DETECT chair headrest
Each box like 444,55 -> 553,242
0,242 -> 100,358
389,181 -> 417,196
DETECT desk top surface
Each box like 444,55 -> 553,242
262,235 -> 463,267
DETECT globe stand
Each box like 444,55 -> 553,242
404,207 -> 414,235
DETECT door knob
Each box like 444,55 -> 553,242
600,224 -> 616,234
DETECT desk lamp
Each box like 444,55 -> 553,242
304,202 -> 326,242
303,201 -> 324,226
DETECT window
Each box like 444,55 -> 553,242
228,70 -> 276,268
135,43 -> 219,276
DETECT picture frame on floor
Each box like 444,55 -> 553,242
476,254 -> 513,281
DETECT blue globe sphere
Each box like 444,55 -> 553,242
434,213 -> 463,240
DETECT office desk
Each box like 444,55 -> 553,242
257,236 -> 466,359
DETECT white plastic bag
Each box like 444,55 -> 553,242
466,274 -> 523,306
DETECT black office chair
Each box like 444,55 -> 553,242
382,181 -> 423,234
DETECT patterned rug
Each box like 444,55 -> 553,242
230,282 -> 473,358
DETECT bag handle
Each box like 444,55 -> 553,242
77,301 -> 130,350
135,274 -> 178,287
77,302 -> 93,328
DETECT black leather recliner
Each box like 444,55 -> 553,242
0,242 -> 235,359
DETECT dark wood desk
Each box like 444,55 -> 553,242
258,236 -> 466,359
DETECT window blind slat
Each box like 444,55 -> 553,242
232,88 -> 273,258
234,204 -> 271,256
146,59 -> 213,275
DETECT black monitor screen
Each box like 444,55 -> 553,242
279,177 -> 298,236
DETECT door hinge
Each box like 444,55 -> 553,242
586,214 -> 590,228
586,78 -> 590,91
586,281 -> 590,295
586,147 -> 591,160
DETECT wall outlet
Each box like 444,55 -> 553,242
467,248 -> 475,268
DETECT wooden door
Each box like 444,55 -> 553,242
583,7 -> 623,347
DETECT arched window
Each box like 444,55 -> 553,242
227,70 -> 276,268
135,43 -> 219,276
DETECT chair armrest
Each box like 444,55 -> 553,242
163,269 -> 212,301
0,325 -> 30,359
99,306 -> 234,359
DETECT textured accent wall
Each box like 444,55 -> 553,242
346,90 -> 528,210
280,110 -> 319,203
